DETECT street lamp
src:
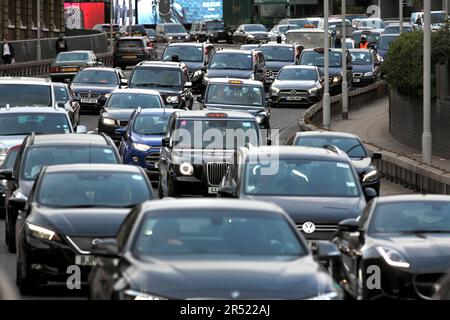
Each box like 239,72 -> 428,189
341,0 -> 348,120
129,0 -> 133,34
422,0 -> 432,165
110,0 -> 114,54
37,0 -> 41,61
323,0 -> 330,129
399,0 -> 403,34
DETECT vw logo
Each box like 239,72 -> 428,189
230,291 -> 240,299
91,238 -> 102,246
290,90 -> 297,96
302,222 -> 316,234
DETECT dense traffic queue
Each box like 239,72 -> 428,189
0,13 -> 449,301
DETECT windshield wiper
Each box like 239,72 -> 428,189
57,204 -> 124,209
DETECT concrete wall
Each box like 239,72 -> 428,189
390,90 -> 450,158
0,32 -> 108,64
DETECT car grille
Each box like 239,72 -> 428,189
79,92 -> 101,99
66,236 -> 103,253
266,70 -> 279,78
145,152 -> 160,165
353,73 -> 363,77
296,224 -> 338,233
413,273 -> 444,299
280,89 -> 309,96
119,120 -> 128,127
206,162 -> 229,186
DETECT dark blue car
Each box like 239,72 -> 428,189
117,108 -> 176,182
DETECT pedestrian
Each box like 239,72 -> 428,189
1,36 -> 15,64
55,34 -> 68,54
358,34 -> 369,49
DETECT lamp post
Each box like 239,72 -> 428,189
110,0 -> 114,54
323,0 -> 330,129
37,0 -> 41,61
341,0 -> 348,120
422,0 -> 432,165
129,0 -> 133,34
399,0 -> 403,34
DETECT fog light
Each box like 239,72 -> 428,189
179,162 -> 194,176
132,156 -> 139,163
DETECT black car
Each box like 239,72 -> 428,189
128,61 -> 194,109
158,110 -> 262,197
190,19 -> 229,43
88,199 -> 342,300
204,49 -> 266,87
299,48 -> 353,96
293,131 -> 382,194
0,133 -> 120,253
155,23 -> 190,43
332,195 -> 450,300
52,82 -> 81,129
232,24 -> 269,44
257,44 -> 302,89
14,164 -> 154,294
161,43 -> 215,93
70,67 -> 128,111
218,146 -> 377,241
118,24 -> 148,37
50,51 -> 102,83
199,78 -> 270,129
269,65 -> 324,107
98,88 -> 165,143
0,145 -> 19,219
349,49 -> 381,87
113,37 -> 158,69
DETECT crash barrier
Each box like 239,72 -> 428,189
0,32 -> 109,65
299,81 -> 450,194
0,53 -> 114,77
0,269 -> 19,300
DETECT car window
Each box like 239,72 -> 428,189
164,24 -> 186,33
133,114 -> 171,135
300,51 -> 342,68
56,52 -> 89,62
130,68 -> 182,88
72,70 -> 118,85
0,114 -> 71,136
117,40 -> 145,48
209,53 -> 253,70
163,46 -> 203,62
0,84 -> 52,107
206,84 -> 263,106
277,68 -> 318,81
53,86 -> 70,102
244,24 -> 267,32
350,52 -> 373,65
296,136 -> 368,158
2,149 -> 18,170
378,36 -> 398,50
106,93 -> 163,109
259,46 -> 294,62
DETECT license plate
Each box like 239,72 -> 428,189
81,98 -> 98,104
286,96 -> 303,101
75,255 -> 97,266
123,55 -> 137,59
61,68 -> 78,72
208,187 -> 219,194
353,78 -> 361,83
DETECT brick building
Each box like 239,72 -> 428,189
0,0 -> 65,40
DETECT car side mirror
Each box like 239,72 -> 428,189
115,127 -> 127,136
56,102 -> 66,109
338,218 -> 359,233
0,169 -> 13,181
218,186 -> 235,198
372,152 -> 382,160
9,198 -> 27,211
364,187 -> 377,202
91,238 -> 119,258
197,96 -> 204,103
162,137 -> 173,148
315,241 -> 341,261
76,125 -> 88,134
120,79 -> 128,86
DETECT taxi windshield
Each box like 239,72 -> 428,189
206,84 -> 263,106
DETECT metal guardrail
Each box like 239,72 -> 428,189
299,80 -> 450,195
0,53 -> 114,77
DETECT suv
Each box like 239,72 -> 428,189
162,42 -> 215,93
218,145 -> 377,241
158,110 -> 262,197
190,20 -> 229,43
232,24 -> 269,44
155,23 -> 190,42
0,133 -> 121,252
128,61 -> 194,109
118,24 -> 148,37
199,78 -> 270,129
0,77 -> 54,108
204,49 -> 266,87
113,37 -> 158,69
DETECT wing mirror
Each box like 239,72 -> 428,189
162,137 -> 173,148
115,127 -> 127,137
0,169 -> 13,181
9,198 -> 27,211
76,125 -> 88,134
338,218 -> 359,233
315,241 -> 341,261
364,187 -> 377,202
90,238 -> 119,258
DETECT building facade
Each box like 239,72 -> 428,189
0,0 -> 65,40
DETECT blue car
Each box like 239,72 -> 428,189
116,108 -> 176,182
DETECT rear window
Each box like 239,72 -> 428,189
117,40 -> 144,48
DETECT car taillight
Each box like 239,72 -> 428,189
50,66 -> 60,73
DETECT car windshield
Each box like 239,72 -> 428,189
53,86 -> 69,102
22,146 -> 118,180
286,32 -> 326,48
431,12 -> 446,24
259,46 -> 294,62
244,159 -> 360,197
164,24 -> 186,33
173,119 -> 259,150
163,46 -> 203,62
2,149 -> 18,170
0,114 -> 71,136
146,29 -> 156,36
130,25 -> 146,34
378,36 -> 397,50
0,84 -> 51,107
72,70 -> 118,85
370,201 -> 450,234
37,172 -> 151,208
277,68 -> 318,81
244,24 -> 267,32
106,93 -> 162,109
133,114 -> 171,135
56,52 -> 90,62
295,136 -> 367,158
133,211 -> 306,257
206,84 -> 263,106
130,68 -> 182,89
206,21 -> 224,31
360,19 -> 385,29
117,39 -> 144,48
209,53 -> 253,70
350,52 -> 373,65
300,51 -> 342,67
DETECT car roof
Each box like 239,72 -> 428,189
30,134 -> 110,146
0,77 -> 51,85
136,108 -> 177,116
242,145 -> 349,161
174,110 -> 257,120
111,88 -> 161,96
349,48 -> 373,53
44,163 -> 141,174
376,194 -> 450,204
77,67 -> 117,72
258,43 -> 296,48
302,48 -> 342,53
282,65 -> 318,70
117,36 -> 146,40
207,78 -> 263,86
296,131 -> 359,140
215,49 -> 253,55
140,198 -> 286,216
166,42 -> 206,48
0,106 -> 66,114
137,61 -> 186,69
379,33 -> 400,38
58,50 -> 93,54
159,23 -> 183,26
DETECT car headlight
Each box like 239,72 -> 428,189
185,35 -> 189,39
102,118 -> 116,126
133,143 -> 151,152
362,170 -> 379,182
247,34 -> 255,39
26,222 -> 61,242
364,72 -> 374,77
167,36 -> 173,40
376,247 -> 410,268
308,87 -> 319,94
332,76 -> 342,83
307,291 -> 340,300
122,290 -> 168,300
193,70 -> 203,78
270,87 -> 280,95
166,96 -> 179,104
104,93 -> 111,99
179,162 -> 194,176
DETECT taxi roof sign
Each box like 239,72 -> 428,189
228,80 -> 243,85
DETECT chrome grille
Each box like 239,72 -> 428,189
280,89 -> 309,96
119,120 -> 128,127
145,152 -> 160,164
413,273 -> 444,299
296,224 -> 338,233
206,162 -> 229,186
79,92 -> 101,98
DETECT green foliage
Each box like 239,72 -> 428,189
382,27 -> 450,99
